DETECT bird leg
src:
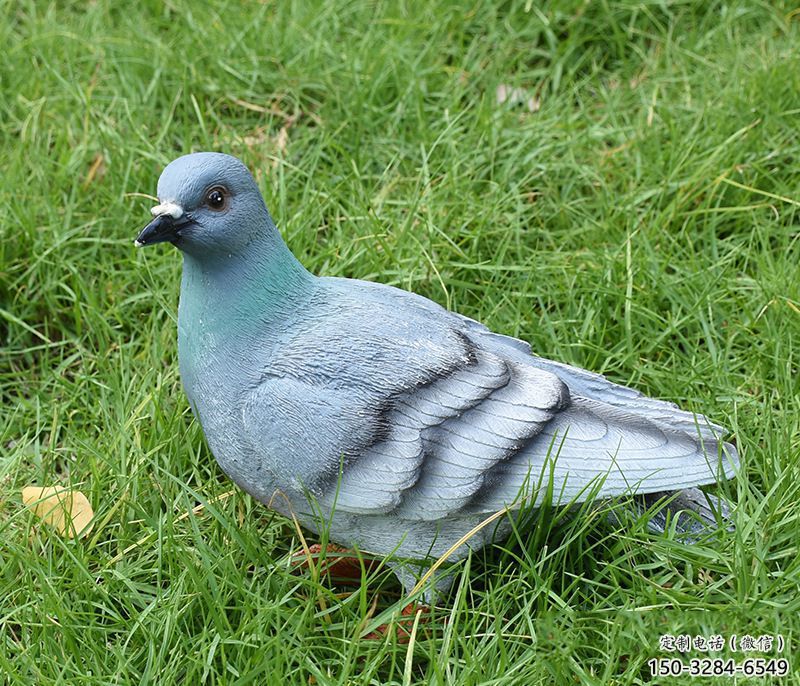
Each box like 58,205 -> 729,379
363,603 -> 430,643
291,545 -> 432,642
291,543 -> 379,582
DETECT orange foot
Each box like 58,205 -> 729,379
364,603 -> 430,643
291,545 -> 431,643
291,543 -> 379,582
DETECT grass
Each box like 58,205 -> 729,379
2,0 -> 799,683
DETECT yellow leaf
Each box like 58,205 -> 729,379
22,486 -> 94,539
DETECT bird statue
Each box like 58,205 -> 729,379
135,152 -> 738,600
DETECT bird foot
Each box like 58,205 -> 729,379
291,543 -> 378,582
292,545 -> 431,642
364,603 -> 430,643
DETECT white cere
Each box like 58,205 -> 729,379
150,201 -> 184,219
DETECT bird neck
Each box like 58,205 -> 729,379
177,231 -> 315,346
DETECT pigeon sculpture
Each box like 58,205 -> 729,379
135,152 -> 738,597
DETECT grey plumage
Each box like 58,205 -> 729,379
136,152 -> 739,598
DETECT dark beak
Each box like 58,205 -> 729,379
134,214 -> 190,247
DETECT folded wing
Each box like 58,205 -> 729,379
242,289 -> 737,521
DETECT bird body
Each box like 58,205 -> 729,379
136,153 -> 738,594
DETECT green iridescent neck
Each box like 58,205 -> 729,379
177,230 -> 314,345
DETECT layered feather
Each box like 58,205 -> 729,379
242,280 -> 738,524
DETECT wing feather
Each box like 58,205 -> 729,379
452,311 -> 727,440
241,286 -> 737,526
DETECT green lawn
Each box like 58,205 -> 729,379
2,1 -> 799,683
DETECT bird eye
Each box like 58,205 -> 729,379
205,186 -> 228,211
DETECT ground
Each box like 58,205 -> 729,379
1,1 -> 799,684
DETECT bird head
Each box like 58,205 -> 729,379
135,152 -> 269,257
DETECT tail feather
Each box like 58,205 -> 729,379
630,486 -> 735,538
